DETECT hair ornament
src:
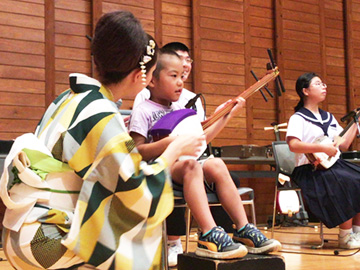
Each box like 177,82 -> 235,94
139,39 -> 156,85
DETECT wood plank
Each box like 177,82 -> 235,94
0,92 -> 44,106
102,3 -> 154,21
45,0 -> 56,107
199,6 -> 243,23
283,20 -> 320,34
202,72 -> 244,86
250,27 -> 274,39
55,59 -> 91,73
55,21 -> 91,36
200,17 -> 243,33
55,34 -> 91,49
105,0 -> 154,9
250,17 -> 273,29
55,9 -> 91,24
55,0 -> 91,12
201,39 -> 244,54
162,14 -> 191,28
283,29 -> 320,44
326,56 -> 345,67
0,25 -> 44,42
283,0 -> 319,14
283,10 -> 320,24
282,40 -> 321,53
0,0 -> 44,16
0,52 -> 44,68
202,61 -> 245,76
162,25 -> 191,39
154,0 -> 162,46
200,0 -> 243,12
162,2 -> 190,16
0,11 -> 44,30
325,17 -> 345,30
163,0 -> 190,5
0,119 -> 39,132
0,38 -> 44,55
201,83 -> 246,96
200,28 -> 244,43
249,6 -> 273,19
0,79 -> 44,94
0,105 -> 44,119
55,46 -> 91,61
0,65 -> 45,80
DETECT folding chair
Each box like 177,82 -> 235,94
271,141 -> 326,248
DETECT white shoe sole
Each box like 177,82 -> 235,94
246,240 -> 282,254
195,245 -> 248,259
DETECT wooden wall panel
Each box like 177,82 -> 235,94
54,0 -> 92,95
0,0 -> 45,139
1,0 -> 360,223
195,0 -> 245,147
162,0 -> 192,91
248,0 -> 277,145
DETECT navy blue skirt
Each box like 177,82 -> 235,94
292,159 -> 360,228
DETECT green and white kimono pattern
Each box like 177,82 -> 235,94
0,73 -> 174,270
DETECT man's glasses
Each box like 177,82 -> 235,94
312,82 -> 327,88
180,56 -> 193,64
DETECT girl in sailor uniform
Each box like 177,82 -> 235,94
286,72 -> 360,249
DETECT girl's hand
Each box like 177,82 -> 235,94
322,144 -> 338,157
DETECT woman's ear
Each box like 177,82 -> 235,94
132,69 -> 143,83
302,87 -> 309,96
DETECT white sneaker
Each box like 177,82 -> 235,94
353,231 -> 360,241
339,233 -> 360,249
168,243 -> 183,267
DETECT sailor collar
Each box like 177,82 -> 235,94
295,107 -> 333,136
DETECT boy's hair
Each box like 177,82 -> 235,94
162,42 -> 190,55
152,49 -> 181,79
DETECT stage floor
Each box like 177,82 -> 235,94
0,223 -> 359,269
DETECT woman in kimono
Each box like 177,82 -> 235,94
0,11 -> 204,270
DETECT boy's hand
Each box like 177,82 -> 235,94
229,97 -> 246,117
215,99 -> 232,113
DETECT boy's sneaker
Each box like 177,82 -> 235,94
233,223 -> 282,254
196,226 -> 248,259
339,233 -> 360,249
168,242 -> 183,267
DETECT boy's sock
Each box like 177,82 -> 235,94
167,238 -> 182,247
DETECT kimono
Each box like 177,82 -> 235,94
0,73 -> 174,269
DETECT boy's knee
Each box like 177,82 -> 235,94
182,159 -> 201,170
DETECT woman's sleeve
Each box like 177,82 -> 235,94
286,114 -> 304,141
63,111 -> 174,267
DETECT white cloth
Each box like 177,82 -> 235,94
133,88 -> 205,121
286,113 -> 343,166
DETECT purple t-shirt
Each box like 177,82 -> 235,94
129,99 -> 182,143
